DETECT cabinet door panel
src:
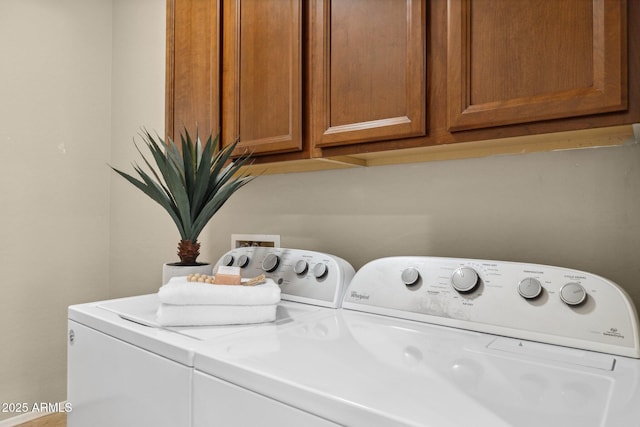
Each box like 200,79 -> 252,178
311,0 -> 426,148
447,0 -> 627,131
166,0 -> 220,142
222,0 -> 302,155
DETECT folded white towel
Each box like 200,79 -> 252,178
158,276 -> 281,306
156,303 -> 278,326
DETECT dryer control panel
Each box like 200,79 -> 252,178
343,257 -> 640,358
214,247 -> 355,308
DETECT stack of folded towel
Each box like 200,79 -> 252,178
156,276 -> 281,326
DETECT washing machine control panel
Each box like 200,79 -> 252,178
214,247 -> 355,308
343,257 -> 640,358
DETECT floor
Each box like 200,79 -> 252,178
17,413 -> 66,427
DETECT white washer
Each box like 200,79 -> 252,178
67,247 -> 354,427
193,257 -> 640,427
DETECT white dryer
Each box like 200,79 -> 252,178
192,257 -> 640,427
67,247 -> 354,427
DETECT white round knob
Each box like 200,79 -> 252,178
313,263 -> 328,279
451,267 -> 479,293
262,254 -> 280,272
560,282 -> 587,306
294,260 -> 308,275
401,267 -> 420,286
237,254 -> 250,268
222,254 -> 234,266
518,278 -> 542,299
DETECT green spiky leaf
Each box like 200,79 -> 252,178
109,128 -> 255,261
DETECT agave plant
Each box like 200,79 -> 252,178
111,128 -> 254,265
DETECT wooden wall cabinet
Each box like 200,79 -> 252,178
310,0 -> 426,148
222,0 -> 426,157
222,0 -> 302,156
166,0 -> 426,158
321,0 -> 636,161
166,0 -> 637,170
447,0 -> 627,132
166,0 -> 220,143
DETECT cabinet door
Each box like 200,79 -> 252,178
166,0 -> 220,142
447,0 -> 627,132
222,0 -> 302,156
310,0 -> 426,149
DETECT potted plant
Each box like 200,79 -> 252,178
111,127 -> 254,284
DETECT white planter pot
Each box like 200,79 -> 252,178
162,263 -> 213,285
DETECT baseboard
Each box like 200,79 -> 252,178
0,412 -> 42,427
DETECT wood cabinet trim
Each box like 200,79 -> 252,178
222,0 -> 241,148
244,124 -> 634,175
165,0 -> 176,141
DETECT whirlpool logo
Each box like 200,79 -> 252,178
350,291 -> 370,301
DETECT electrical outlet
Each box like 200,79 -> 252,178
231,234 -> 280,249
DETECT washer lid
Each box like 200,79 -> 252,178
98,293 -> 163,327
70,294 -> 198,366
69,294 -> 326,366
194,309 -> 640,427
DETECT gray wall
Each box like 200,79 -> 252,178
203,142 -> 640,309
0,0 -> 113,420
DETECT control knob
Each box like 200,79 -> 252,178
451,267 -> 479,293
518,278 -> 542,299
560,282 -> 587,306
313,263 -> 328,279
237,254 -> 250,268
401,267 -> 420,286
222,254 -> 234,266
262,254 -> 280,272
294,260 -> 308,275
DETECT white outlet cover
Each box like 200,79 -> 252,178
231,234 -> 280,249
